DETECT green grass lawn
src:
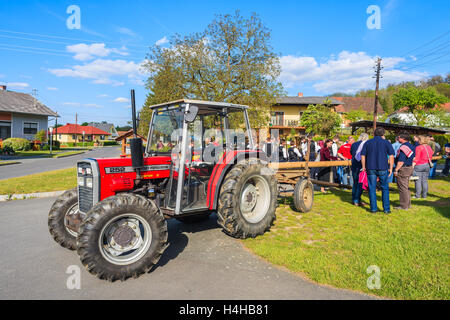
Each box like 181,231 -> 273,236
0,167 -> 76,194
13,150 -> 85,158
243,177 -> 450,300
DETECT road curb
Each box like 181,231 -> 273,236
0,190 -> 66,201
0,161 -> 21,166
53,151 -> 86,158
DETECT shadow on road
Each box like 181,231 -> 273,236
152,213 -> 220,270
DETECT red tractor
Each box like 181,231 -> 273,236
48,93 -> 278,281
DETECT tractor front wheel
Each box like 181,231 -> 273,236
77,194 -> 168,281
48,188 -> 84,250
217,160 -> 278,238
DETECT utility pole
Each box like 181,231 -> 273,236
373,57 -> 382,130
54,113 -> 58,143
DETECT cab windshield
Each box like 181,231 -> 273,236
148,107 -> 184,153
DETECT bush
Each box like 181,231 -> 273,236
100,140 -> 118,146
2,138 -> 31,151
0,145 -> 15,155
434,134 -> 450,148
34,129 -> 47,143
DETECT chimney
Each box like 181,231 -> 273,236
0,85 -> 6,91
297,92 -> 303,97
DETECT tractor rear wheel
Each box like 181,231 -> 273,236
217,160 -> 278,238
48,188 -> 83,250
77,194 -> 168,281
293,178 -> 314,212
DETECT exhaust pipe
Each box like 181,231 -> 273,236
129,89 -> 143,181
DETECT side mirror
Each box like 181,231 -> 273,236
185,105 -> 199,123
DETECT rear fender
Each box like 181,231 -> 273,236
206,150 -> 267,210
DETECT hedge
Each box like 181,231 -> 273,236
2,138 -> 31,151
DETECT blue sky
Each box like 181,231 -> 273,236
0,0 -> 449,126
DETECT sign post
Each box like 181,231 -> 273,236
49,126 -> 54,156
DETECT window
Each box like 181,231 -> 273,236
271,112 -> 284,126
23,122 -> 38,134
0,121 -> 11,140
59,134 -> 62,139
72,134 -> 76,140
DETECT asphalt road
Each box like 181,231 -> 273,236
0,197 -> 372,300
0,147 -> 120,180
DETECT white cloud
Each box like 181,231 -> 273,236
48,58 -> 145,86
97,94 -> 108,98
46,87 -> 58,91
5,82 -> 29,89
114,97 -> 129,103
116,27 -> 139,38
66,43 -> 128,61
280,51 -> 427,94
62,102 -> 81,107
62,102 -> 103,108
155,36 -> 169,46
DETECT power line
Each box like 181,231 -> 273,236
400,30 -> 450,58
401,51 -> 450,71
0,29 -> 150,49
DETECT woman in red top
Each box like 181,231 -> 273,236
318,139 -> 338,192
412,135 -> 433,198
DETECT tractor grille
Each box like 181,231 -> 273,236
79,185 -> 93,213
77,161 -> 97,213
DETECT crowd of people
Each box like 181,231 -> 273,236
261,128 -> 445,214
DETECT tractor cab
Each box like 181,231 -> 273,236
145,100 -> 254,215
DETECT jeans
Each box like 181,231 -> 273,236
443,157 -> 450,176
429,160 -> 438,178
351,167 -> 363,204
415,164 -> 430,198
367,169 -> 391,212
336,166 -> 343,184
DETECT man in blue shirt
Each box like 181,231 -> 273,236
361,127 -> 395,214
393,133 -> 415,210
442,142 -> 450,177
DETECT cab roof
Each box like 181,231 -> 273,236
149,99 -> 249,112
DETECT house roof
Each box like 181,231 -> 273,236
115,129 -> 147,142
332,97 -> 383,114
88,122 -> 117,135
349,120 -> 446,135
55,124 -> 110,135
0,89 -> 58,117
275,96 -> 342,106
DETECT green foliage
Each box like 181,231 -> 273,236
139,11 -> 284,137
33,129 -> 47,143
300,103 -> 342,137
2,138 -> 31,151
392,86 -> 448,126
100,140 -> 118,146
345,107 -> 372,123
433,134 -> 450,148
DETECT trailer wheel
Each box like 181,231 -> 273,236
217,160 -> 278,239
77,194 -> 168,281
293,178 -> 314,212
48,188 -> 83,250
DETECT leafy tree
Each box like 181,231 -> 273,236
81,122 -> 89,126
300,101 -> 342,137
345,107 -> 372,123
139,11 -> 284,136
392,86 -> 448,126
34,129 -> 47,142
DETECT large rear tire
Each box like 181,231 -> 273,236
217,160 -> 278,238
293,178 -> 314,212
77,194 -> 168,281
48,188 -> 82,250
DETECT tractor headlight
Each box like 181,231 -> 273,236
78,167 -> 83,174
85,177 -> 93,188
77,176 -> 85,187
86,167 -> 92,175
